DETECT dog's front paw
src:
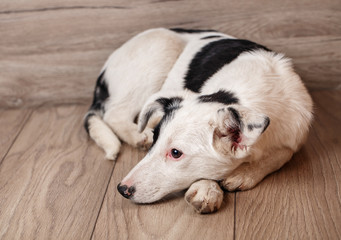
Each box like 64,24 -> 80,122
136,128 -> 153,150
185,180 -> 223,214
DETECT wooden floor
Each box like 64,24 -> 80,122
1,0 -> 341,239
0,90 -> 340,239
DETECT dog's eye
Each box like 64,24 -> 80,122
171,148 -> 183,159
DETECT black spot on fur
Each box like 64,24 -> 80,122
150,97 -> 183,149
184,39 -> 270,92
199,90 -> 239,105
262,117 -> 270,133
170,28 -> 217,34
84,112 -> 96,134
151,121 -> 162,148
89,71 -> 109,112
201,35 -> 223,40
247,117 -> 270,133
133,113 -> 139,124
247,123 -> 262,131
156,97 -> 183,114
84,71 -> 109,134
228,107 -> 242,129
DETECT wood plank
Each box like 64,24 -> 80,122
1,0 -> 340,14
92,144 -> 235,240
0,108 -> 31,162
235,90 -> 341,239
0,105 -> 115,239
0,1 -> 340,108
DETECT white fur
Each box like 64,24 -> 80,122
86,28 -> 313,213
86,28 -> 185,155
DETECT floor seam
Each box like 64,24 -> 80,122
0,5 -> 130,15
233,192 -> 237,240
89,161 -> 116,240
0,109 -> 33,166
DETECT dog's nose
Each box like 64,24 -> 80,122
117,183 -> 135,199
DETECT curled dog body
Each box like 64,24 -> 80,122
85,28 -> 313,213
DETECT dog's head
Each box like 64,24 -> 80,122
117,91 -> 270,203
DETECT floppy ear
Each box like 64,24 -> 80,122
138,96 -> 183,132
137,99 -> 165,133
213,106 -> 270,159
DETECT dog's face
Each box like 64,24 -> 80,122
118,92 -> 269,203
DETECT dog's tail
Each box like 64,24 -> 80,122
84,71 -> 121,160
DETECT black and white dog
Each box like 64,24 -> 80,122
84,28 -> 313,213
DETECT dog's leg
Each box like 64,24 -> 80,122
104,110 -> 153,150
87,115 -> 121,160
185,179 -> 224,214
221,148 -> 293,191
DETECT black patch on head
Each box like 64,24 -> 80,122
89,71 -> 109,112
84,112 -> 96,134
199,90 -> 239,105
133,113 -> 139,124
150,97 -> 183,149
156,97 -> 183,114
151,121 -> 162,148
170,28 -> 217,34
247,117 -> 270,133
184,39 -> 271,92
228,107 -> 242,129
201,35 -> 223,40
262,117 -> 270,133
247,123 -> 262,131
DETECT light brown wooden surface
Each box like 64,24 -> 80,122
0,0 -> 340,108
91,144 -> 235,240
0,91 -> 339,240
0,109 -> 31,163
235,90 -> 341,239
0,105 -> 115,239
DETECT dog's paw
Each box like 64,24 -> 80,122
102,143 -> 121,161
221,165 -> 260,191
105,152 -> 118,161
185,180 -> 223,214
136,128 -> 153,150
104,147 -> 120,161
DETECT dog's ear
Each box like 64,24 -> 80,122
213,106 -> 270,159
138,97 -> 183,132
138,99 -> 164,133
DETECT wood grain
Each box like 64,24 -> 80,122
0,0 -> 340,108
92,144 -> 235,240
1,0 -> 340,14
234,90 -> 341,239
0,93 -> 339,239
0,105 -> 115,240
0,109 -> 31,163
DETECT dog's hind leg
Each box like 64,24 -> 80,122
83,70 -> 122,160
221,147 -> 293,191
84,112 -> 121,160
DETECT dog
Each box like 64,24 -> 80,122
84,28 -> 313,213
